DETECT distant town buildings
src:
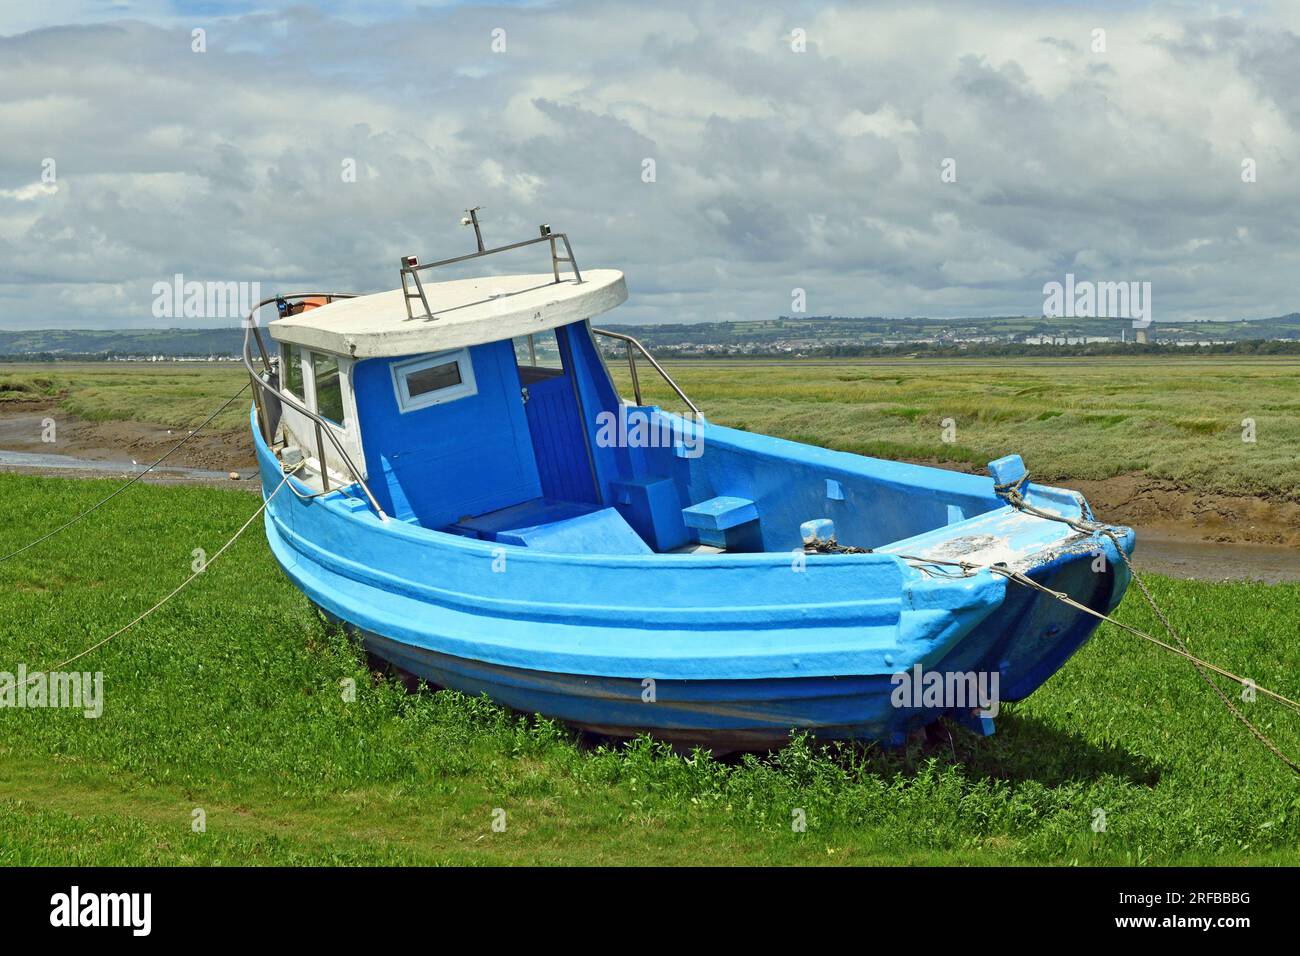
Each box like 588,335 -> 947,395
114,354 -> 241,362
7,314 -> 1299,362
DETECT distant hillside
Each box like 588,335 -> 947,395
2,312 -> 1300,361
0,328 -> 244,359
601,313 -> 1300,355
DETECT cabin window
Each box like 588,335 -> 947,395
311,352 -> 346,425
281,344 -> 305,399
391,349 -> 477,412
512,330 -> 564,384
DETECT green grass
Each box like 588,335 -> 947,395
613,356 -> 1300,500
0,363 -> 250,434
2,473 -> 1299,865
0,375 -> 59,404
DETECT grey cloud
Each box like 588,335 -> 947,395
0,1 -> 1297,329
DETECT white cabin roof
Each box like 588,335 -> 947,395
268,269 -> 627,358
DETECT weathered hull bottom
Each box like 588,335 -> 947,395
314,536 -> 1126,752
359,627 -> 913,749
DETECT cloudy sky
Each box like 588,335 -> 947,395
1,0 -> 1298,330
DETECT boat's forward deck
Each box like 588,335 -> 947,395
876,499 -> 1099,571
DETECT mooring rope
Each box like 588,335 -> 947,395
0,464 -> 297,693
889,547 -> 1300,774
807,536 -> 1300,718
0,380 -> 251,565
985,474 -> 1300,775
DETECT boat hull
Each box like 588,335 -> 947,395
253,409 -> 1133,749
305,543 -> 1127,749
359,628 -> 917,748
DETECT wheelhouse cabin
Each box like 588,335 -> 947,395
264,268 -> 701,554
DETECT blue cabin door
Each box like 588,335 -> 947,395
514,327 -> 599,504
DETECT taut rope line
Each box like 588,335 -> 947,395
0,465 -> 298,692
990,473 -> 1300,775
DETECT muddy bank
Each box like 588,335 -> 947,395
0,401 -> 254,475
1069,474 -> 1300,548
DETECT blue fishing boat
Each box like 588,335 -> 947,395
243,216 -> 1134,749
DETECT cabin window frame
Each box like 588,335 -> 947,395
272,344 -> 366,480
390,348 -> 478,413
308,351 -> 347,427
511,331 -> 568,386
279,343 -> 306,400
300,349 -> 358,433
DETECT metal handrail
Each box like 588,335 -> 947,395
590,327 -> 702,417
242,294 -> 388,520
400,226 -> 582,320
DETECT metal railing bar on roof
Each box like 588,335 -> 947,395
399,229 -> 583,320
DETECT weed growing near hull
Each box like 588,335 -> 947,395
2,478 -> 1299,866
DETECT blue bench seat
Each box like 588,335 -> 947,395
682,496 -> 758,531
681,495 -> 760,550
443,498 -> 652,555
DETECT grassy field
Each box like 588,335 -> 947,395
614,356 -> 1300,500
2,472 -> 1300,865
0,364 -> 252,434
5,356 -> 1299,499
